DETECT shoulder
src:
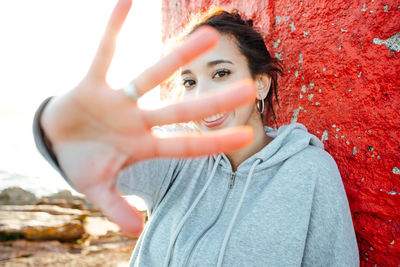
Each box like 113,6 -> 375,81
284,144 -> 337,170
283,145 -> 342,189
289,145 -> 337,169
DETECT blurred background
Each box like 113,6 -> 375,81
0,0 -> 162,210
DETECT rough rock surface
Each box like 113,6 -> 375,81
38,189 -> 96,211
0,187 -> 38,205
161,0 -> 400,265
0,188 -> 140,265
0,236 -> 136,266
0,205 -> 87,241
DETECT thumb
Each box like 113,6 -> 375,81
84,183 -> 145,237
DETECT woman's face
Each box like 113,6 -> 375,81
181,34 -> 260,132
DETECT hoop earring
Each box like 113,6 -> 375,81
257,99 -> 265,114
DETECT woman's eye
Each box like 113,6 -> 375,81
213,69 -> 231,79
183,79 -> 195,88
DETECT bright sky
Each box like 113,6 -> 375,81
0,0 -> 162,209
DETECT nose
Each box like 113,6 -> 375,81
194,78 -> 214,98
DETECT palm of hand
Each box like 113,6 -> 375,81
41,0 -> 255,236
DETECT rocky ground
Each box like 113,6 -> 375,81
0,187 -> 145,266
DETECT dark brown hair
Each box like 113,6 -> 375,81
189,9 -> 283,125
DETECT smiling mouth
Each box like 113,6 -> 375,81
201,112 -> 230,128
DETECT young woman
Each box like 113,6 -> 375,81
33,0 -> 359,265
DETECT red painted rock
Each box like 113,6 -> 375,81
161,0 -> 400,265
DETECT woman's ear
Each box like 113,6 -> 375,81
255,74 -> 272,100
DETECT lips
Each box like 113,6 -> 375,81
201,112 -> 230,128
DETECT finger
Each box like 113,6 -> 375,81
84,183 -> 144,237
150,126 -> 254,158
141,80 -> 256,127
133,26 -> 219,96
87,0 -> 132,80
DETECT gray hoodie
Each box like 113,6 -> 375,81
33,100 -> 359,266
115,123 -> 360,266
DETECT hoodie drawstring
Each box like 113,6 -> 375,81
216,158 -> 262,267
162,155 -> 222,267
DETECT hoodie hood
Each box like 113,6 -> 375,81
216,123 -> 324,172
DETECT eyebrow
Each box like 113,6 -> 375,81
181,59 -> 234,75
207,59 -> 233,67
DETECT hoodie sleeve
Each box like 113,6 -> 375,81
301,148 -> 360,266
115,158 -> 184,215
33,97 -> 183,215
33,97 -> 75,187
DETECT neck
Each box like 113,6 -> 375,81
226,117 -> 271,171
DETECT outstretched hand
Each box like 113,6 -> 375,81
40,0 -> 255,236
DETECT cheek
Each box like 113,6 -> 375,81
234,103 -> 257,122
181,90 -> 192,100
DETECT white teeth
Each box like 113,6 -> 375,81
203,113 -> 226,122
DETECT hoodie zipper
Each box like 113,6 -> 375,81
229,172 -> 236,188
182,172 -> 236,266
